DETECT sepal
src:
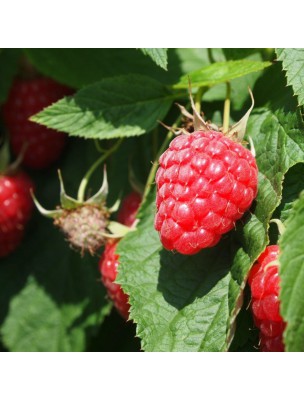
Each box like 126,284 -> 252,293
86,165 -> 109,205
31,190 -> 63,219
227,88 -> 254,141
58,170 -> 82,209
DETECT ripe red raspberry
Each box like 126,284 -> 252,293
248,245 -> 285,352
154,130 -> 258,255
99,192 -> 141,319
117,191 -> 142,227
0,171 -> 34,257
2,77 -> 72,169
99,240 -> 130,320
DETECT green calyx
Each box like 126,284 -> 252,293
32,166 -> 135,254
32,167 -> 109,219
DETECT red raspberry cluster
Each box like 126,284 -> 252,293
248,245 -> 285,352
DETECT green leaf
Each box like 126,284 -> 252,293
276,48 -> 304,106
117,108 -> 304,352
24,48 -> 205,88
173,60 -> 272,89
0,224 -> 111,352
141,49 -> 168,70
253,62 -> 297,112
0,140 -> 112,352
31,74 -> 173,140
25,48 -> 169,88
279,192 -> 304,351
204,52 -> 268,110
0,49 -> 20,104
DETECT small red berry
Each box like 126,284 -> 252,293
0,171 -> 34,257
2,77 -> 73,169
99,240 -> 130,320
117,191 -> 142,227
99,192 -> 142,319
248,245 -> 285,352
154,130 -> 258,255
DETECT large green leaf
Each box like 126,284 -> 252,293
0,49 -> 20,104
276,48 -> 304,106
141,49 -> 168,70
31,75 -> 174,140
0,140 -> 112,352
279,192 -> 304,351
253,62 -> 297,112
0,219 -> 111,352
173,60 -> 272,89
117,108 -> 304,352
24,48 -> 209,88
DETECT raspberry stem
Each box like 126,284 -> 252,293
77,138 -> 123,202
195,87 -> 206,113
223,82 -> 231,133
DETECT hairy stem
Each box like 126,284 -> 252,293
77,138 -> 123,202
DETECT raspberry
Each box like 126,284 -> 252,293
248,245 -> 285,352
99,240 -> 130,320
0,171 -> 34,257
99,192 -> 141,319
54,205 -> 109,255
2,77 -> 72,169
154,130 -> 258,255
117,191 -> 142,227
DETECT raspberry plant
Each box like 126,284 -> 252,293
1,48 -> 304,352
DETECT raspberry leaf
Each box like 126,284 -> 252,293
173,60 -> 272,89
31,75 -> 174,140
0,219 -> 111,351
24,48 -> 211,88
117,108 -> 304,352
279,192 -> 304,351
140,49 -> 168,70
276,48 -> 304,106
